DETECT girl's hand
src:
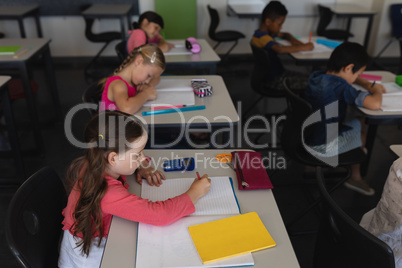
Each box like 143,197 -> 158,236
185,174 -> 211,204
303,42 -> 314,51
159,42 -> 175,52
136,166 -> 166,187
140,84 -> 157,100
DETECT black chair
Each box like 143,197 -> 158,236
115,40 -> 128,62
281,78 -> 366,235
207,5 -> 245,60
314,166 -> 395,268
80,5 -> 122,76
82,81 -> 103,117
5,167 -> 68,268
317,5 -> 354,41
376,4 -> 402,66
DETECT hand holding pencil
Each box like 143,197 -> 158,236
185,173 -> 211,204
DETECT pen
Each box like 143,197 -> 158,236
151,105 -> 186,110
13,48 -> 29,59
196,172 -> 201,180
142,105 -> 206,116
371,81 -> 376,88
308,32 -> 312,43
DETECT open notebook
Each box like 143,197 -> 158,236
143,79 -> 195,107
353,82 -> 402,111
164,40 -> 192,55
136,176 -> 255,268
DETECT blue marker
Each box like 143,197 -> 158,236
142,105 -> 206,116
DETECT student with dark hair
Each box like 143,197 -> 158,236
126,11 -> 175,54
304,42 -> 386,195
251,1 -> 314,91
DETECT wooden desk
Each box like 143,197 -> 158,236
101,149 -> 300,268
390,145 -> 402,157
357,71 -> 402,176
164,39 -> 221,74
81,4 -> 133,40
0,5 -> 42,38
0,76 -> 25,183
322,3 -> 376,49
0,38 -> 62,154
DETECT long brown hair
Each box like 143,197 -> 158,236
66,110 -> 145,256
99,43 -> 166,87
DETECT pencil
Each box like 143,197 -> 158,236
196,172 -> 201,180
308,32 -> 312,43
151,105 -> 186,110
371,81 -> 376,88
13,48 -> 29,59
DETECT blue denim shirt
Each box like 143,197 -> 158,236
303,70 -> 369,146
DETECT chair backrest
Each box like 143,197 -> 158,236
82,81 -> 103,117
115,40 -> 128,62
390,4 -> 402,38
5,167 -> 67,268
317,5 -> 334,36
207,5 -> 219,41
80,4 -> 96,41
281,78 -> 316,164
315,167 -> 395,268
249,42 -> 270,93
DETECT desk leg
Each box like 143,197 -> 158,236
120,17 -> 126,41
43,46 -> 63,121
17,19 -> 26,38
363,16 -> 374,50
2,88 -> 26,183
20,64 -> 44,155
34,14 -> 43,37
361,124 -> 377,177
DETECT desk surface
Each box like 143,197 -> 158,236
135,75 -> 238,127
390,145 -> 402,157
227,0 -> 265,17
357,71 -> 402,118
164,39 -> 220,64
0,76 -> 11,88
81,4 -> 133,16
101,149 -> 300,268
286,36 -> 333,64
0,5 -> 39,16
323,3 -> 376,15
0,38 -> 50,62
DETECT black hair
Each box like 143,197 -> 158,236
327,42 -> 370,73
262,1 -> 288,22
132,11 -> 164,29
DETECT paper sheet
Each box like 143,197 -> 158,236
164,41 -> 192,55
275,37 -> 333,54
143,79 -> 195,107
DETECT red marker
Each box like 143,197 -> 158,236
196,172 -> 201,180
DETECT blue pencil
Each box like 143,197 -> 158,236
142,105 -> 206,116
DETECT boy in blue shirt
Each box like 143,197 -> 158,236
304,42 -> 385,196
251,1 -> 314,91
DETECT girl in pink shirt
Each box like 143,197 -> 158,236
126,11 -> 175,54
100,44 -> 165,114
58,110 -> 211,267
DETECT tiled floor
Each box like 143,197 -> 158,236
0,54 -> 401,268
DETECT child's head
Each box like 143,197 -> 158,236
69,110 -> 147,256
327,42 -> 370,84
133,11 -> 164,40
261,1 -> 288,35
114,44 -> 166,85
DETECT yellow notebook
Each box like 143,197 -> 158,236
189,211 -> 276,264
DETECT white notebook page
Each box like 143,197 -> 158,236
141,176 -> 240,216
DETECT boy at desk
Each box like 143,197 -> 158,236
304,42 -> 386,196
251,1 -> 314,92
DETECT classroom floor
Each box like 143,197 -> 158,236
0,53 -> 401,268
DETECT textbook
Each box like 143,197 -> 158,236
189,212 -> 276,264
143,79 -> 195,107
136,176 -> 255,267
0,46 -> 21,55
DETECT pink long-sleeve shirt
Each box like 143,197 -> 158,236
62,174 -> 195,238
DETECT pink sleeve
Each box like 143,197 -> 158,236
101,182 -> 195,226
126,29 -> 147,54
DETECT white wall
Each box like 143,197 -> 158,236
0,0 -> 399,58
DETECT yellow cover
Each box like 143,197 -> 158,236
188,212 -> 276,264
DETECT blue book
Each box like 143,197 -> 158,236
142,105 -> 206,116
316,39 -> 342,48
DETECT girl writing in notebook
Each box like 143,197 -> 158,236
126,11 -> 175,54
100,44 -> 165,114
58,110 -> 211,267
